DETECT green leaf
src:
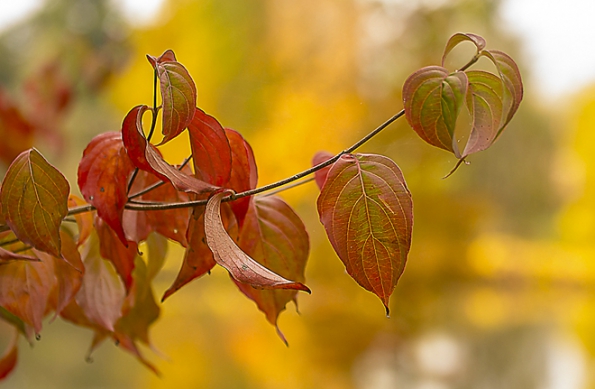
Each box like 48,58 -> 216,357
1,148 -> 69,257
317,154 -> 412,313
402,66 -> 468,156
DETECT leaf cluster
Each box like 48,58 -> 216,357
0,34 -> 522,378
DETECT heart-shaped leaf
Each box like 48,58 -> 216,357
234,196 -> 309,344
403,66 -> 468,156
317,153 -> 412,313
78,132 -> 134,246
147,50 -> 197,144
1,148 -> 69,257
121,105 -> 217,195
204,191 -> 310,292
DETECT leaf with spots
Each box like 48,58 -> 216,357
1,148 -> 69,257
317,154 -> 412,313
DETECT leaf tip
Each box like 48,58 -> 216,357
442,157 -> 468,179
276,325 -> 289,347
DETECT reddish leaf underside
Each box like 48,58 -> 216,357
317,153 -> 412,313
234,196 -> 309,343
1,148 -> 69,257
224,128 -> 258,226
121,105 -> 217,195
96,217 -> 138,291
188,108 -> 233,187
312,150 -> 335,190
147,50 -> 197,145
204,191 -> 310,293
75,233 -> 126,333
77,132 -> 134,246
0,254 -> 55,333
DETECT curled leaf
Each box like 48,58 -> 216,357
317,154 -> 412,313
147,50 -> 197,144
441,32 -> 486,66
204,191 -> 310,292
1,148 -> 69,257
122,105 -> 217,195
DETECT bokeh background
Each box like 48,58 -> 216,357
0,0 -> 594,388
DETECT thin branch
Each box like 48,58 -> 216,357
260,177 -> 316,197
128,155 -> 192,200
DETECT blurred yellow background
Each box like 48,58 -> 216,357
1,0 -> 595,388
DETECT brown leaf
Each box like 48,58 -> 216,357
77,132 -> 134,246
317,154 -> 412,313
234,196 -> 309,343
1,148 -> 70,257
204,191 -> 310,292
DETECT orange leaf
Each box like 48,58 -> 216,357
317,154 -> 412,313
204,192 -> 310,292
1,148 -> 69,257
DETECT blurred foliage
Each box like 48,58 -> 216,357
1,0 -> 594,388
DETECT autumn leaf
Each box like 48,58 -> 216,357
121,105 -> 217,195
75,232 -> 126,332
1,148 -> 69,257
234,196 -> 309,343
441,32 -> 486,66
188,108 -> 232,187
312,150 -> 335,190
95,217 -> 138,291
317,154 -> 412,313
402,66 -> 468,157
0,88 -> 35,166
162,202 -> 238,301
224,128 -> 258,226
0,253 -> 55,333
77,132 -> 134,246
0,247 -> 38,262
147,49 -> 197,144
204,191 -> 310,292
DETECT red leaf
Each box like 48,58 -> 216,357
317,154 -> 412,313
0,247 -> 38,262
188,108 -> 232,186
162,202 -> 238,301
204,191 -> 310,292
312,151 -> 334,190
1,148 -> 70,257
0,254 -> 55,333
147,50 -> 197,144
75,233 -> 126,332
96,217 -> 138,291
121,105 -> 217,195
224,128 -> 258,226
77,132 -> 134,246
234,196 -> 309,343
0,329 -> 18,380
